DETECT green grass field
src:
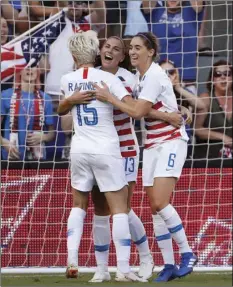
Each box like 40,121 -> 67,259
2,273 -> 232,287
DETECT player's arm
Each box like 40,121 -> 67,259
61,113 -> 73,135
90,1 -> 106,24
123,96 -> 184,128
57,90 -> 95,116
94,82 -> 152,120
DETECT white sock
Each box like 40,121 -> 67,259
128,209 -> 151,263
112,213 -> 131,274
158,204 -> 192,254
93,215 -> 111,272
153,214 -> 175,265
67,207 -> 86,266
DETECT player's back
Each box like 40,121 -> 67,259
61,67 -> 128,156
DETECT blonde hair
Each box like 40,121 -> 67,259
68,30 -> 100,66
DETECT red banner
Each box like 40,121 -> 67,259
1,168 -> 232,267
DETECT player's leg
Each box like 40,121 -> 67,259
125,156 -> 153,280
66,154 -> 94,278
66,188 -> 89,278
90,186 -> 111,283
94,155 -> 146,282
145,140 -> 197,281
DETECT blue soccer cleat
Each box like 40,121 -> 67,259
177,252 -> 198,278
153,264 -> 178,282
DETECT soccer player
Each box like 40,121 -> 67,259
94,32 -> 198,282
89,36 -> 190,283
57,30 -> 146,282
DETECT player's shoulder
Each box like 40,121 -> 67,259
117,67 -> 136,81
61,70 -> 82,86
94,68 -> 119,82
145,62 -> 166,81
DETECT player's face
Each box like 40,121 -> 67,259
21,67 -> 38,83
129,37 -> 154,69
100,38 -> 125,71
213,65 -> 232,92
67,1 -> 87,21
1,17 -> 8,45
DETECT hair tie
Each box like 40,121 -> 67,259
137,33 -> 154,48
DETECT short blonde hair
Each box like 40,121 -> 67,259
68,30 -> 100,66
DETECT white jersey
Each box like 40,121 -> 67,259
135,62 -> 189,149
61,67 -> 129,156
114,68 -> 139,158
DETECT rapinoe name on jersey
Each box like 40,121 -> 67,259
68,81 -> 97,92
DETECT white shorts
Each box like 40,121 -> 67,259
143,139 -> 187,187
124,155 -> 139,183
71,153 -> 127,192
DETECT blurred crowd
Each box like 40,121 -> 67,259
1,0 -> 232,163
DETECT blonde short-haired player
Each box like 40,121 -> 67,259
57,30 -> 147,282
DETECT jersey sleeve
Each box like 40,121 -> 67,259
109,77 -> 130,101
139,73 -> 163,104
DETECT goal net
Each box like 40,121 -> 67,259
1,0 -> 232,273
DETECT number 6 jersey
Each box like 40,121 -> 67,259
60,67 -> 129,156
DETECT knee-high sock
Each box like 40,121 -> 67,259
93,215 -> 111,272
153,214 -> 175,265
112,213 -> 131,274
158,204 -> 192,254
128,209 -> 151,263
67,207 -> 86,266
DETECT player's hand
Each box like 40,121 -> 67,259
67,90 -> 95,105
180,106 -> 192,125
93,81 -> 113,103
167,112 -> 183,128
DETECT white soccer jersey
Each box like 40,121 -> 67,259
61,67 -> 130,156
114,68 -> 139,158
135,62 -> 189,149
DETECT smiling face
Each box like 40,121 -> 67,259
213,65 -> 233,93
129,36 -> 154,70
1,17 -> 8,45
100,37 -> 125,71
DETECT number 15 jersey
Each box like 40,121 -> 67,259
60,67 -> 129,157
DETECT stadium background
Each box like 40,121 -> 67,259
1,0 -> 232,273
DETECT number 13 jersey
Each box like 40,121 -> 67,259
60,67 -> 129,156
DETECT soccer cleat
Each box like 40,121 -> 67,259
66,264 -> 78,278
153,264 -> 178,282
138,254 -> 154,280
177,252 -> 198,278
115,270 -> 148,282
89,270 -> 111,283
